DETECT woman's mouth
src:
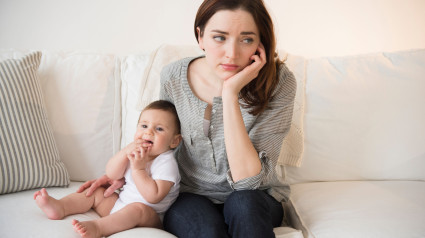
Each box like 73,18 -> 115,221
221,64 -> 239,71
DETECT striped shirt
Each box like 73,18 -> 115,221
160,56 -> 296,203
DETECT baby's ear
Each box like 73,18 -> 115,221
170,134 -> 182,149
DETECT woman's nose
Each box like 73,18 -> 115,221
225,42 -> 238,59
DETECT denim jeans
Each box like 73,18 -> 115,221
163,190 -> 284,238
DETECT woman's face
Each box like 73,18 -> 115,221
198,9 -> 260,80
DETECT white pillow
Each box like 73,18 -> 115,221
277,51 -> 306,168
136,44 -> 204,111
37,51 -> 121,181
286,49 -> 425,183
120,53 -> 152,149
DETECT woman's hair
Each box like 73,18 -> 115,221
194,0 -> 283,115
141,100 -> 181,134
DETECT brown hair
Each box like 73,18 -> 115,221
140,100 -> 181,134
194,0 -> 283,115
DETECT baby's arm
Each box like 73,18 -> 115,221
106,141 -> 141,180
128,148 -> 174,204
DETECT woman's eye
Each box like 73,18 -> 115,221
242,38 -> 254,44
213,36 -> 225,42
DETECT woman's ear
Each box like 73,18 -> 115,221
197,27 -> 204,51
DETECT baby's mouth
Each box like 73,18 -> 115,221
142,139 -> 154,145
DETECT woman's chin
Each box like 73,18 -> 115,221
218,71 -> 238,81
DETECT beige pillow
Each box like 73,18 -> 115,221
0,52 -> 69,194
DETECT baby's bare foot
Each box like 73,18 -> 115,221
72,219 -> 101,238
33,188 -> 64,220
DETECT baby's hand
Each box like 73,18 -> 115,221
124,140 -> 143,155
128,146 -> 150,171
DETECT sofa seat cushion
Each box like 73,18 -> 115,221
0,182 -> 176,238
0,181 -> 303,238
287,181 -> 425,238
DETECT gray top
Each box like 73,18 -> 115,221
160,56 -> 296,203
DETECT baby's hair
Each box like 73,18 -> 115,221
141,100 -> 181,134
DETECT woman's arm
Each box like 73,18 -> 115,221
226,63 -> 297,189
221,45 -> 267,182
222,93 -> 261,182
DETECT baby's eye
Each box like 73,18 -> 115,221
141,125 -> 148,129
156,127 -> 164,132
213,36 -> 225,42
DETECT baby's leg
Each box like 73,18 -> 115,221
72,202 -> 161,238
34,187 -> 118,220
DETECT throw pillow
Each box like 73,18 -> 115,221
0,51 -> 70,194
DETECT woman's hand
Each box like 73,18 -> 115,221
76,174 -> 125,197
223,43 -> 267,96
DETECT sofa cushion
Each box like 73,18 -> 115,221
287,181 -> 425,238
120,52 -> 153,149
38,51 -> 121,181
0,182 -> 177,238
286,49 -> 425,183
0,49 -> 122,181
135,45 -> 204,111
0,182 -> 301,238
277,51 -> 306,168
0,52 -> 69,194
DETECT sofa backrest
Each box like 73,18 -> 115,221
286,49 -> 425,184
3,47 -> 423,184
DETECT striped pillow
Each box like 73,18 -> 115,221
0,52 -> 69,194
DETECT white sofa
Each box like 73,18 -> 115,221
0,45 -> 424,238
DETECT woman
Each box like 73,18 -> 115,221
78,0 -> 296,237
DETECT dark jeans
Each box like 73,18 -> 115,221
163,190 -> 284,238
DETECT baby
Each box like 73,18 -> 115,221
34,100 -> 181,238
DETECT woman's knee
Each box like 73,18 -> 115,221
223,190 -> 278,238
224,190 -> 267,216
164,193 -> 229,238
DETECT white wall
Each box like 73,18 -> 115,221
1,0 -> 425,58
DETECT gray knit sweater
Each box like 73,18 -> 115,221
160,56 -> 296,203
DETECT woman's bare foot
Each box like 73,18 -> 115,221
33,188 -> 65,220
72,219 -> 101,238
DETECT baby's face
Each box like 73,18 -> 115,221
134,109 -> 180,157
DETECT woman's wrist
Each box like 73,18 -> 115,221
221,87 -> 239,102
